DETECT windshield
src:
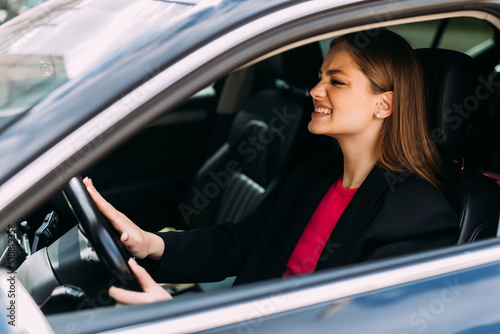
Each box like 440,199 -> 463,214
0,0 -> 197,130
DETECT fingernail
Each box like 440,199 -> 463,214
89,178 -> 93,185
129,258 -> 137,265
123,233 -> 129,242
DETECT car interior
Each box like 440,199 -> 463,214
1,15 -> 500,315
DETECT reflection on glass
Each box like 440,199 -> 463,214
0,54 -> 67,128
0,0 -> 195,131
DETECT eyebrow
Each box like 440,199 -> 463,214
319,69 -> 348,76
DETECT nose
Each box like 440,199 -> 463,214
309,81 -> 326,99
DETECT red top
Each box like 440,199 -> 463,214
283,177 -> 358,276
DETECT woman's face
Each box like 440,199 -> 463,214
308,44 -> 382,141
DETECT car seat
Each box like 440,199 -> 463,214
171,43 -> 324,292
416,48 -> 500,243
178,42 -> 324,231
477,70 -> 500,183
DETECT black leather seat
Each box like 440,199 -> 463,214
417,48 -> 500,243
478,71 -> 500,180
179,42 -> 323,231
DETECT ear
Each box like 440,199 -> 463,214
375,91 -> 393,119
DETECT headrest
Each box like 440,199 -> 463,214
257,42 -> 323,90
416,48 -> 490,160
227,91 -> 302,186
227,120 -> 284,186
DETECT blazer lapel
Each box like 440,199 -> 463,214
247,161 -> 343,281
315,165 -> 391,270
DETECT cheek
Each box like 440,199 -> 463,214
325,87 -> 374,124
327,87 -> 361,106
324,88 -> 344,109
343,90 -> 374,116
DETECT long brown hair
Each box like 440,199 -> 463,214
332,29 -> 444,189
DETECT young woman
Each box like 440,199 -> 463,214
83,29 -> 459,305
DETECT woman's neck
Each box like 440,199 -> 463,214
338,137 -> 377,189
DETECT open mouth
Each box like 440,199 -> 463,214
314,107 -> 332,115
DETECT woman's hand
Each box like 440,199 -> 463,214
83,177 -> 164,260
109,258 -> 172,305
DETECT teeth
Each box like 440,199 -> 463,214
315,107 -> 332,115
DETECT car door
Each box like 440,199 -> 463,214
3,0 -> 500,333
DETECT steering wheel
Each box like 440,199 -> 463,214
62,176 -> 141,292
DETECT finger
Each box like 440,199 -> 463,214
120,232 -> 141,255
121,232 -> 130,245
85,182 -> 126,232
83,176 -> 93,187
85,183 -> 115,214
109,286 -> 152,305
128,258 -> 157,291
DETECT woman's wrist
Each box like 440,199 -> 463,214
145,232 -> 165,261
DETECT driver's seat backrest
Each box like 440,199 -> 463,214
416,48 -> 500,244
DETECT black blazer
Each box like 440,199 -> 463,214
146,155 -> 459,285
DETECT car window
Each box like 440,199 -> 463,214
319,17 -> 494,59
438,17 -> 495,55
0,0 -> 196,132
388,17 -> 495,55
0,54 -> 67,129
318,20 -> 440,58
388,20 -> 441,48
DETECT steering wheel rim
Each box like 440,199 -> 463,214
62,175 -> 141,292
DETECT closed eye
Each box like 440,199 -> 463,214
331,79 -> 345,86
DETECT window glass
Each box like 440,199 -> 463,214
319,20 -> 443,57
389,17 -> 495,55
319,39 -> 331,58
388,20 -> 441,48
0,0 -> 192,132
438,17 -> 494,54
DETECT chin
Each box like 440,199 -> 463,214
307,121 -> 329,135
307,122 -> 320,135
